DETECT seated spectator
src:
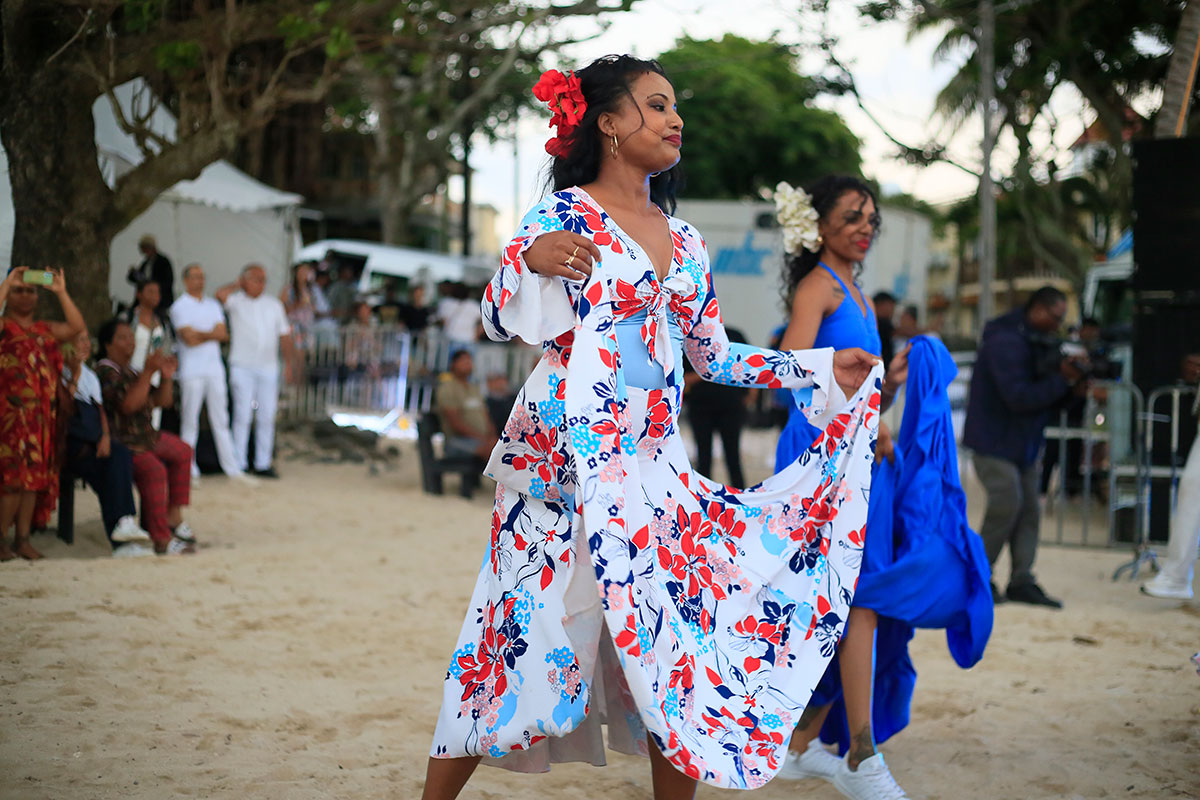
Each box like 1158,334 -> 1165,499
435,349 -> 496,460
96,319 -> 196,556
484,372 -> 518,438
123,278 -> 172,429
62,330 -> 153,557
0,266 -> 85,561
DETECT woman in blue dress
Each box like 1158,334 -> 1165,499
771,176 -> 912,799
772,176 -> 994,800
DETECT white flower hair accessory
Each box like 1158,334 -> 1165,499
773,181 -> 822,255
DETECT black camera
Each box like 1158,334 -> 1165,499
1029,333 -> 1121,381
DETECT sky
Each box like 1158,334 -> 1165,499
459,0 -> 1097,232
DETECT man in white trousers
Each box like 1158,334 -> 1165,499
1142,354 -> 1200,601
215,264 -> 293,478
169,264 -> 255,484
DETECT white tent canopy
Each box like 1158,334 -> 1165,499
1,80 -> 302,307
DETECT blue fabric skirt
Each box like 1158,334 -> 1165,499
773,335 -> 993,753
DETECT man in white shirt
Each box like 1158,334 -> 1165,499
435,281 -> 480,346
215,264 -> 293,478
169,264 -> 253,482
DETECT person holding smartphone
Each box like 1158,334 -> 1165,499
0,266 -> 86,560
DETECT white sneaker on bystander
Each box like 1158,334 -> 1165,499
112,542 -> 155,558
110,515 -> 151,543
1141,573 -> 1194,600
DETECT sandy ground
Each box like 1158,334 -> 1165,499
1,433 -> 1198,800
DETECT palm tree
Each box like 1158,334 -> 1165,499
1155,0 -> 1200,138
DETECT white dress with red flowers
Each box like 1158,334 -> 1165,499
429,187 -> 881,789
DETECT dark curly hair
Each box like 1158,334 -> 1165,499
545,54 -> 683,215
96,316 -> 128,360
781,175 -> 879,309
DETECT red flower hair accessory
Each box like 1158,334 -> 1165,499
532,69 -> 586,158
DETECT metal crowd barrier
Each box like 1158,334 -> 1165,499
1112,383 -> 1198,580
278,326 -> 540,434
1043,381 -> 1145,549
948,349 -> 1196,560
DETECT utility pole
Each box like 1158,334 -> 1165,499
978,0 -> 997,337
461,120 -> 474,257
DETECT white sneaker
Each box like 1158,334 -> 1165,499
1141,574 -> 1194,600
112,542 -> 155,558
778,738 -> 841,781
110,515 -> 151,543
832,753 -> 911,800
172,522 -> 196,544
161,537 -> 196,556
229,472 -> 260,487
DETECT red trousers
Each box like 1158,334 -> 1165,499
131,432 -> 192,545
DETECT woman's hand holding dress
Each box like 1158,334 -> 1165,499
833,346 -> 882,399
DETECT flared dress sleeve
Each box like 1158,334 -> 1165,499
481,193 -> 586,345
680,234 -> 847,427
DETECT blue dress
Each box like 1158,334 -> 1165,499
773,266 -> 992,753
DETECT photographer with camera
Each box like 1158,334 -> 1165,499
965,286 -> 1084,608
1039,318 -> 1119,499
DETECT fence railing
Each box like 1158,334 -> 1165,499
278,326 -> 540,430
949,349 -> 1197,562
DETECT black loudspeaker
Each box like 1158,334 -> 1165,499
1131,137 -> 1200,293
1131,297 -> 1200,393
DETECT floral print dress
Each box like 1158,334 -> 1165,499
429,187 -> 882,789
0,319 -> 62,494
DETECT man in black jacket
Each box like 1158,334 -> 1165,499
126,234 -> 175,312
965,286 -> 1082,608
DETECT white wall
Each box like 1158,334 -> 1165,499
674,199 -> 933,348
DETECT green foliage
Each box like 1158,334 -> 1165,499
153,41 -> 202,75
852,0 -> 1189,285
656,35 -> 862,199
278,2 -> 338,50
120,0 -> 165,35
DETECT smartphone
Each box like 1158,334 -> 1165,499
22,270 -> 54,286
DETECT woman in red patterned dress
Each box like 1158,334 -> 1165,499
0,266 -> 86,560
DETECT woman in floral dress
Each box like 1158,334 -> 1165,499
422,56 -> 883,799
0,267 -> 85,560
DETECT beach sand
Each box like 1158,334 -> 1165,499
1,440 -> 1198,800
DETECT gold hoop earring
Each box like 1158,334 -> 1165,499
610,134 -> 619,158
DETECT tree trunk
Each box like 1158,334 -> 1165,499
1,71 -> 118,327
1157,0 -> 1200,138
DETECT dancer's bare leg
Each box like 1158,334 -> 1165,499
647,734 -> 698,800
838,606 -> 878,769
787,701 -> 833,754
420,755 -> 481,800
